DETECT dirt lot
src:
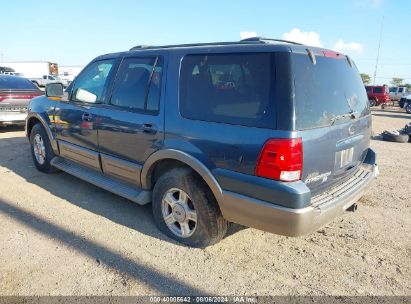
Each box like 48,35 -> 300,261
0,108 -> 410,296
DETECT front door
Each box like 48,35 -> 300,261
96,55 -> 165,185
54,59 -> 116,170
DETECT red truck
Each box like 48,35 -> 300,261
365,85 -> 390,108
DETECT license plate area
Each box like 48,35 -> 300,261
336,147 -> 354,168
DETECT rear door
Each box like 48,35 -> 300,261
291,52 -> 371,195
96,55 -> 165,185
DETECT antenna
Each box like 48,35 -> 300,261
373,16 -> 384,85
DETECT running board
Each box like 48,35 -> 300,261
51,157 -> 151,205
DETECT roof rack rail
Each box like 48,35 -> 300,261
129,45 -> 153,51
240,36 -> 303,45
129,38 -> 301,51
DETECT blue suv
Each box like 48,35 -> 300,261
26,38 -> 378,247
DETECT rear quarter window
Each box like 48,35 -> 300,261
179,53 -> 276,129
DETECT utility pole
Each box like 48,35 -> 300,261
373,16 -> 384,85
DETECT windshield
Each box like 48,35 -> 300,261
292,54 -> 370,130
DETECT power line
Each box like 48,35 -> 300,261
373,16 -> 384,85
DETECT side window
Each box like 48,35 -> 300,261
43,76 -> 47,79
110,56 -> 162,112
179,53 -> 275,128
146,57 -> 163,111
71,59 -> 115,103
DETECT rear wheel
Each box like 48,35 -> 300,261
368,99 -> 376,107
30,124 -> 58,173
405,103 -> 411,114
152,167 -> 228,247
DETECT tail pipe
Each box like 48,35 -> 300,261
347,203 -> 358,212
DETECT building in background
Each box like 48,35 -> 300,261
59,66 -> 84,83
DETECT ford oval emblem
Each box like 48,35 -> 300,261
348,125 -> 356,135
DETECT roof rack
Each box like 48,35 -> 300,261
129,37 -> 302,51
129,41 -> 251,51
240,36 -> 303,45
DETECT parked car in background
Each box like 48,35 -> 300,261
389,86 -> 408,101
365,85 -> 390,107
29,75 -> 68,88
0,66 -> 15,74
400,95 -> 411,114
26,38 -> 378,247
2,72 -> 24,76
0,75 -> 43,126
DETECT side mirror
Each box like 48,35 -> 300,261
74,88 -> 98,103
45,83 -> 64,98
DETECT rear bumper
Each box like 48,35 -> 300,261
0,112 -> 27,125
219,149 -> 378,237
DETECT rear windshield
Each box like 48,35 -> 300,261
179,53 -> 276,129
292,54 -> 370,130
0,76 -> 38,90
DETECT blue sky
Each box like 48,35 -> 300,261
1,0 -> 410,84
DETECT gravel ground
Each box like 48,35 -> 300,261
0,107 -> 410,296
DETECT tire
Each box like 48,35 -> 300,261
30,124 -> 58,173
405,103 -> 411,114
368,99 -> 376,107
382,131 -> 409,143
152,167 -> 228,247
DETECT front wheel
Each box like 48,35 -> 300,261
152,167 -> 228,247
30,124 -> 58,173
368,99 -> 376,107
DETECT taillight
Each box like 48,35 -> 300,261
256,138 -> 303,182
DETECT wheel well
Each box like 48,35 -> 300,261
149,159 -> 190,189
26,117 -> 41,137
148,158 -> 223,209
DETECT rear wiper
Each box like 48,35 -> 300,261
330,111 -> 359,125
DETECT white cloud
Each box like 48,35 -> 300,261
333,39 -> 364,54
240,31 -> 257,40
282,28 -> 322,47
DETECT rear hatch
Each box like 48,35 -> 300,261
0,76 -> 43,112
290,50 -> 371,196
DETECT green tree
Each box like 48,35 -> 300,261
360,73 -> 371,85
404,83 -> 411,90
390,77 -> 404,87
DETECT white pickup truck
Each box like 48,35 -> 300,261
400,95 -> 411,114
389,86 -> 408,101
29,75 -> 68,88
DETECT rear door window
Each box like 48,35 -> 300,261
109,56 -> 163,112
179,53 -> 276,128
373,87 -> 382,93
292,54 -> 370,130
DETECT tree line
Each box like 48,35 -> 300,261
360,73 -> 411,89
